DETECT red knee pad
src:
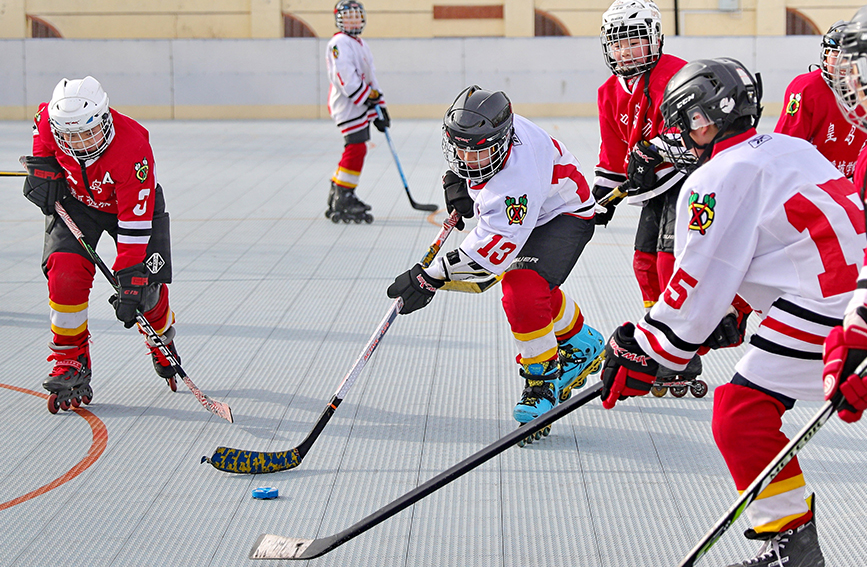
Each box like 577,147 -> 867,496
339,142 -> 367,172
633,250 -> 661,306
501,269 -> 552,335
712,383 -> 803,491
46,252 -> 95,306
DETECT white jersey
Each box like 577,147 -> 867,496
458,115 -> 596,275
325,32 -> 382,136
635,130 -> 864,400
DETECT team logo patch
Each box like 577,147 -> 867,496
786,92 -> 802,116
687,191 -> 715,235
332,45 -> 339,59
134,158 -> 149,183
504,194 -> 528,225
146,252 -> 165,274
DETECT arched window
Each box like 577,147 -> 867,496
28,15 -> 62,38
284,13 -> 316,38
786,8 -> 820,35
535,9 -> 569,37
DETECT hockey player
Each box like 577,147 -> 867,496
387,86 -> 605,441
324,0 -> 387,224
822,8 -> 867,427
594,0 -> 716,388
774,20 -> 866,179
601,58 -> 864,566
22,76 -> 180,414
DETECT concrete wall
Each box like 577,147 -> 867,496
0,35 -> 818,121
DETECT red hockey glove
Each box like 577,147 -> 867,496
822,307 -> 867,423
387,263 -> 444,315
600,322 -> 659,409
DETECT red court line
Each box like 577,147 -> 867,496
0,383 -> 108,511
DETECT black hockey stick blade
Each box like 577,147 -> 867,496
409,199 -> 438,212
678,398 -> 837,566
249,382 -> 602,560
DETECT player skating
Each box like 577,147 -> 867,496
600,57 -> 864,566
22,76 -> 180,413
324,0 -> 387,224
387,86 -> 604,446
774,20 -> 867,179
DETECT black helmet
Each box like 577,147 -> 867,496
830,8 -> 867,132
659,58 -> 762,172
821,20 -> 847,87
442,86 -> 514,182
334,0 -> 365,36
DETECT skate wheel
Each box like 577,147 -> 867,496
650,385 -> 667,397
533,429 -> 544,440
541,425 -> 551,437
670,386 -> 688,398
364,214 -> 373,224
47,394 -> 60,414
59,398 -> 71,411
691,380 -> 709,398
81,394 -> 92,405
324,210 -> 331,219
70,397 -> 81,408
167,376 -> 178,392
342,217 -> 351,224
330,215 -> 340,224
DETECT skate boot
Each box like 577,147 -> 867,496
43,341 -> 93,414
326,183 -> 373,224
145,326 -> 181,392
513,359 -> 561,447
556,324 -> 605,402
651,354 -> 707,398
726,495 -> 824,567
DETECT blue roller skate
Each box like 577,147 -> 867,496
513,359 -> 561,447
556,324 -> 605,403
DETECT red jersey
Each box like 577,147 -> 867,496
32,104 -> 158,271
774,69 -> 867,179
595,53 -> 688,201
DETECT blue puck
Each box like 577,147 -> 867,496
252,487 -> 278,499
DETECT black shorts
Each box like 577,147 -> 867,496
634,187 -> 678,255
42,185 -> 173,285
344,125 -> 370,146
506,214 -> 594,288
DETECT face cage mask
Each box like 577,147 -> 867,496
336,7 -> 366,36
602,24 -> 660,78
51,112 -> 115,161
442,133 -> 510,183
821,44 -> 842,87
658,127 -> 700,174
832,52 -> 867,133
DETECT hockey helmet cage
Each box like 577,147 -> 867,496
831,8 -> 867,133
335,0 -> 366,36
48,76 -> 115,161
442,85 -> 514,183
821,20 -> 847,87
659,58 -> 761,172
600,0 -> 663,78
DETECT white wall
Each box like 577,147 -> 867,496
0,36 -> 820,120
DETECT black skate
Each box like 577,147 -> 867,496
325,183 -> 373,224
43,341 -> 93,414
651,354 -> 708,398
145,326 -> 180,392
726,495 -> 825,567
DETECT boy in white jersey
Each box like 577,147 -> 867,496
324,0 -> 388,223
601,58 -> 865,566
387,86 -> 605,441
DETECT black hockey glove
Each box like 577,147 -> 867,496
373,105 -> 391,133
20,155 -> 68,215
366,89 -> 383,108
627,140 -> 663,192
600,322 -> 659,409
703,297 -> 752,350
592,183 -> 625,227
443,170 -> 473,230
109,263 -> 149,328
387,263 -> 444,315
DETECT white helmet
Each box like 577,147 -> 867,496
48,76 -> 115,160
600,0 -> 663,78
334,0 -> 366,36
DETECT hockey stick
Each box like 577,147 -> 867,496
203,210 -> 462,473
0,170 -> 27,176
677,394 -> 847,566
249,381 -> 602,560
52,200 -> 234,423
375,105 -> 439,212
440,272 -> 502,294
